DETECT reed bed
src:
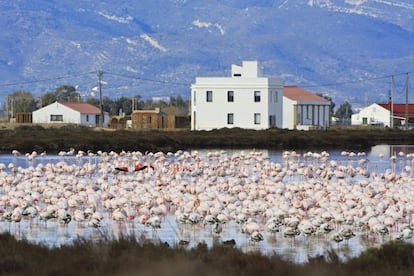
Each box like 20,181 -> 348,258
0,233 -> 413,276
0,125 -> 413,154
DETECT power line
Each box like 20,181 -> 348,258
301,71 -> 413,89
104,71 -> 189,86
0,71 -> 96,88
0,69 -> 412,91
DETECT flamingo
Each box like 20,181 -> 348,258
11,208 -> 23,234
146,215 -> 162,237
57,209 -> 72,225
146,215 -> 162,229
88,217 -> 101,228
265,219 -> 280,234
249,231 -> 264,242
331,232 -> 344,244
212,222 -> 223,234
203,214 -> 218,227
134,163 -> 155,172
0,147 -> 414,260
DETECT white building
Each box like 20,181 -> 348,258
32,101 -> 109,127
283,86 -> 331,130
351,103 -> 413,127
351,103 -> 390,127
190,61 -> 283,130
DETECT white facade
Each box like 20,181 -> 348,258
190,61 -> 283,130
351,103 -> 391,127
282,86 -> 331,130
32,101 -> 109,127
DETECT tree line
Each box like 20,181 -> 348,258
5,85 -> 190,118
4,85 -> 354,120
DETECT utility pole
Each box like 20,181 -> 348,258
390,75 -> 394,128
405,73 -> 409,130
97,70 -> 104,126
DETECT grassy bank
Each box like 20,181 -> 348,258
0,233 -> 413,276
0,125 -> 413,154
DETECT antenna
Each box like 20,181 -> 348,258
390,75 -> 394,128
97,70 -> 104,126
405,73 -> 409,130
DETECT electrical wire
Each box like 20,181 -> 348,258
0,71 -> 96,88
104,71 -> 189,86
0,69 -> 411,91
302,71 -> 413,89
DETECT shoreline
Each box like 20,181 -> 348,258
0,124 -> 413,154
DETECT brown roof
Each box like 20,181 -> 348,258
283,86 -> 329,102
378,103 -> 414,118
60,102 -> 103,114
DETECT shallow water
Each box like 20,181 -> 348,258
0,145 -> 413,263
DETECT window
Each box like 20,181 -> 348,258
275,91 -> 278,103
227,113 -> 234,124
362,117 -> 368,125
254,113 -> 261,124
254,91 -> 261,102
50,114 -> 63,122
86,115 -> 89,122
227,91 -> 234,102
206,90 -> 213,102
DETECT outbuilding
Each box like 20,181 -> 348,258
32,101 -> 109,127
351,103 -> 414,128
283,86 -> 331,130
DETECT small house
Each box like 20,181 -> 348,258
351,103 -> 414,128
32,101 -> 109,127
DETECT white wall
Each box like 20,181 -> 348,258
283,97 -> 296,129
33,102 -> 110,127
351,104 -> 390,127
191,77 -> 283,130
33,102 -> 81,124
80,113 -> 109,127
191,61 -> 283,131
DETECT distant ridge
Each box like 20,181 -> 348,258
0,0 -> 413,109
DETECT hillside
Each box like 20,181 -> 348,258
0,0 -> 413,110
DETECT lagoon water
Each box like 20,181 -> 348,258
0,145 -> 413,263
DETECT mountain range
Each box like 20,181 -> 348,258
1,0 -> 414,110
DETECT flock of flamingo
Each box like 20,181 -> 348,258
0,147 -> 413,261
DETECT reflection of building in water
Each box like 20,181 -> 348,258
193,149 -> 270,160
371,144 -> 414,158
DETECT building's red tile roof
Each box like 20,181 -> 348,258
60,102 -> 103,114
283,86 -> 329,102
378,103 -> 414,118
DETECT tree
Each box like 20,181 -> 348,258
114,97 -> 133,115
99,96 -> 118,115
40,85 -> 80,107
316,93 -> 335,116
7,91 -> 36,116
86,98 -> 100,108
55,85 -> 80,102
335,101 -> 353,119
